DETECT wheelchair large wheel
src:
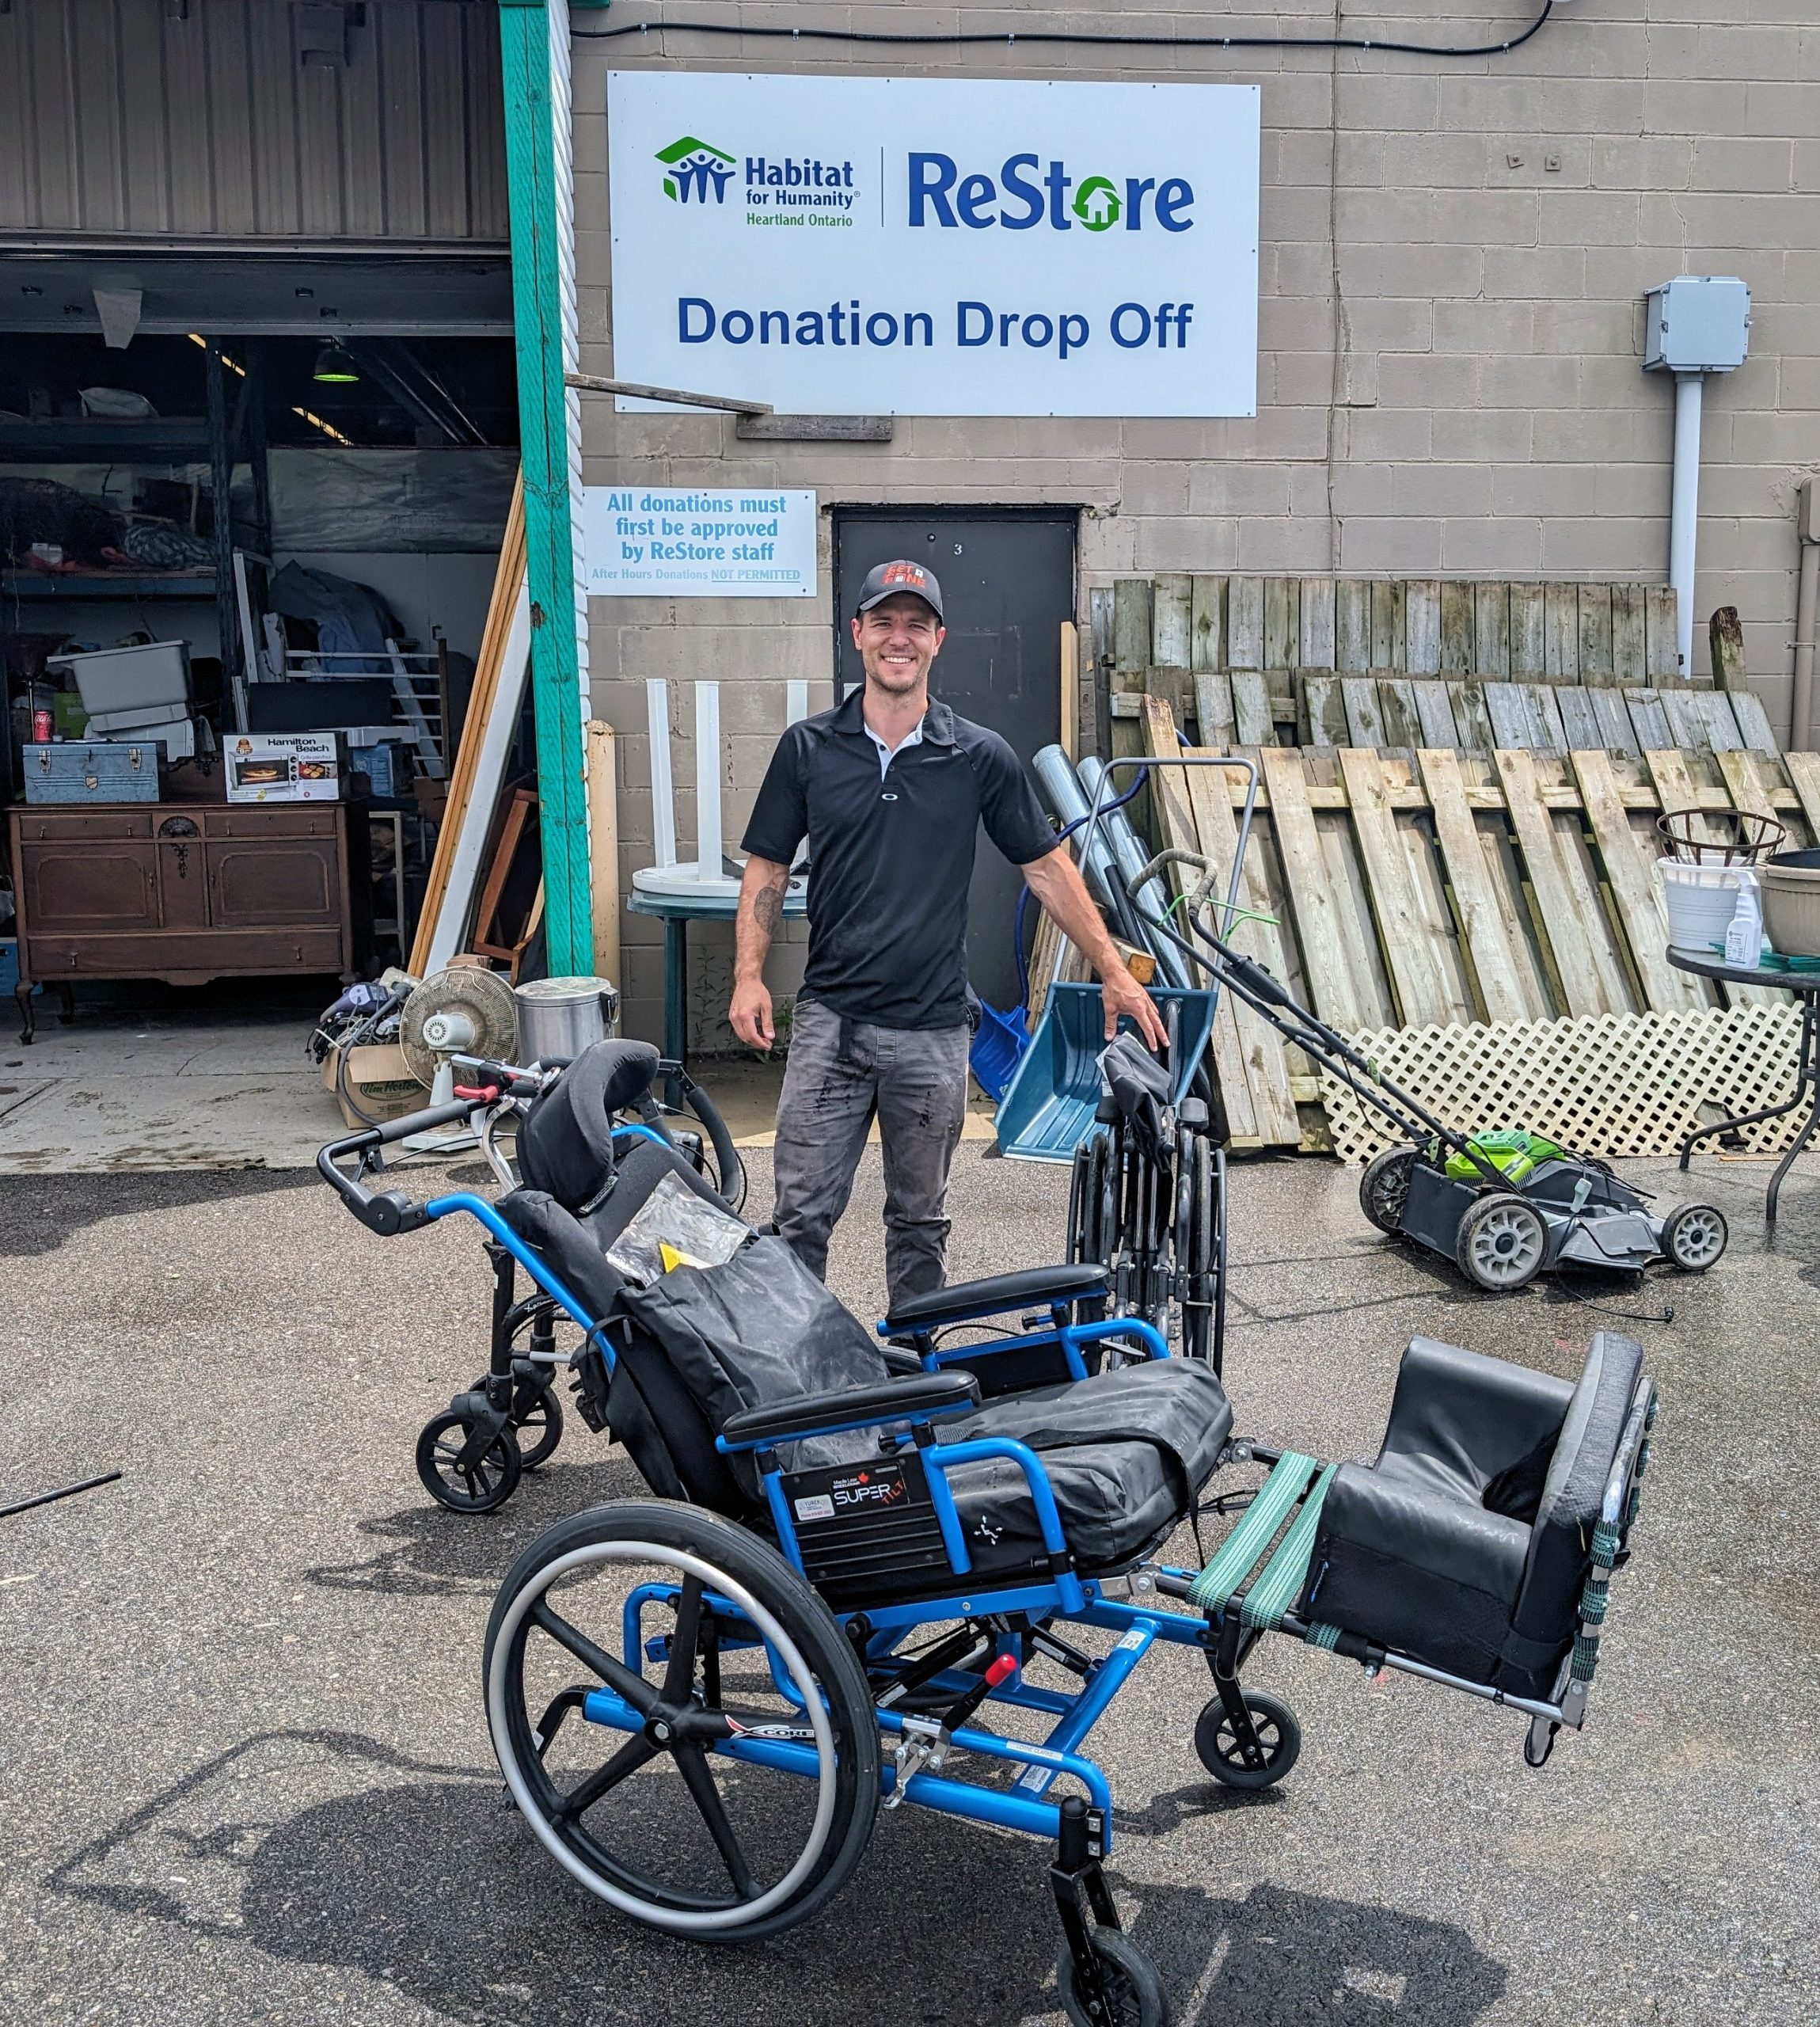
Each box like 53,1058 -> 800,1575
484,1500 -> 880,1942
1056,1926 -> 1168,2027
1180,1133 -> 1225,1368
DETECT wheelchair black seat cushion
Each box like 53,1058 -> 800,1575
940,1360 -> 1233,1576
515,1040 -> 663,1212
1298,1331 -> 1643,1694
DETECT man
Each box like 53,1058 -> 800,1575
730,558 -> 1166,1313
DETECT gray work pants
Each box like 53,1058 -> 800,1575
771,996 -> 971,1315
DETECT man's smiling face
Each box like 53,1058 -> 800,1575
853,592 -> 945,697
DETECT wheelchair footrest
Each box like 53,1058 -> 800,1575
1187,1451 -> 1337,1631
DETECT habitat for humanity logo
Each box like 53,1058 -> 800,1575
657,135 -> 735,203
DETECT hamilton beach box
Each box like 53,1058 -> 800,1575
22,739 -> 167,804
224,732 -> 345,804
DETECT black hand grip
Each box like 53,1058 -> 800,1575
316,1098 -> 479,1236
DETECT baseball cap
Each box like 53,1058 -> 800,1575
856,559 -> 944,622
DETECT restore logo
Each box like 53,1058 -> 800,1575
657,135 -> 735,203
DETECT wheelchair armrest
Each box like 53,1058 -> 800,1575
879,1262 -> 1110,1337
718,1371 -> 982,1451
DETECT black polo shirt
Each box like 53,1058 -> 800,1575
741,686 -> 1057,1029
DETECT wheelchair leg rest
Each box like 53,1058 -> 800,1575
1050,1794 -> 1119,2022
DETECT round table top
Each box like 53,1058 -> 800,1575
1667,944 -> 1820,991
627,871 -> 807,922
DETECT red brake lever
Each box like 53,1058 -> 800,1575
452,1083 -> 501,1102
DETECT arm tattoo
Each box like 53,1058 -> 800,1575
754,884 -> 784,936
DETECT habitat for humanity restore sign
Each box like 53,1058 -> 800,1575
606,72 -> 1260,419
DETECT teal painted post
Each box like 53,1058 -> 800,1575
500,0 -> 591,975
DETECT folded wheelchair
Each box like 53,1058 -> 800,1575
321,1041 -> 1659,2027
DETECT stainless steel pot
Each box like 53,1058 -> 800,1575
513,975 -> 621,1063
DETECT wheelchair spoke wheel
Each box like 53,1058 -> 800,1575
416,1409 -> 522,1513
1056,1927 -> 1168,2027
1195,1688 -> 1301,1790
485,1500 -> 879,1941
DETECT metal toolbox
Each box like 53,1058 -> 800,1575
21,740 -> 168,804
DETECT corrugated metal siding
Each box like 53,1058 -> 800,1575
0,0 -> 507,243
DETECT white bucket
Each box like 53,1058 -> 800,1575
1657,860 -> 1740,952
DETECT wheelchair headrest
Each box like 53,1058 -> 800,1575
515,1040 -> 661,1212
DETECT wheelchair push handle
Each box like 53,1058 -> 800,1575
316,1097 -> 478,1236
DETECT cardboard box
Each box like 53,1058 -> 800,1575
321,1040 -> 424,1129
225,732 -> 345,803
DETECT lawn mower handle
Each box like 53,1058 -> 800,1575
316,1097 -> 480,1236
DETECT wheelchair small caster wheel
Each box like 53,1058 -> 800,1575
1195,1688 -> 1301,1790
1056,1927 -> 1168,2027
472,1375 -> 564,1471
1662,1202 -> 1727,1272
416,1409 -> 522,1513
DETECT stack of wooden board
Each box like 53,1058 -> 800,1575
1105,697 -> 1819,1152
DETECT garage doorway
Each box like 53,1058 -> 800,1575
832,512 -> 1076,1010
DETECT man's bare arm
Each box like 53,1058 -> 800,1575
729,854 -> 789,1048
1022,847 -> 1168,1048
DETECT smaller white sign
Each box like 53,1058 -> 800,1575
583,485 -> 817,598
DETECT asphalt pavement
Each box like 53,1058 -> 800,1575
2,1138 -> 1815,2025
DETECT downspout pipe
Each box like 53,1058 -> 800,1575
1669,372 -> 1704,679
1795,476 -> 1819,752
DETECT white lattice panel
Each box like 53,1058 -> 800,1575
1320,1006 -> 1805,1165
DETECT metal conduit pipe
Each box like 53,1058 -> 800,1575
1669,373 -> 1704,678
1032,743 -> 1126,914
1795,477 -> 1819,753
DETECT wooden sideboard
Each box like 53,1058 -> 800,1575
9,801 -> 370,1040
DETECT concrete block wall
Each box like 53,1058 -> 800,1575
569,4 -> 1820,1050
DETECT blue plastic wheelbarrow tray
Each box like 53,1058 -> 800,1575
995,983 -> 1217,1162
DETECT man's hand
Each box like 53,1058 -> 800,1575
729,977 -> 775,1050
1100,962 -> 1168,1049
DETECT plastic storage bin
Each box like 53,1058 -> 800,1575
48,641 -> 190,721
1657,860 -> 1741,953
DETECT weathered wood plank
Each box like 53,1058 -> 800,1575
1417,747 -> 1537,1023
1440,581 -> 1474,673
1684,689 -> 1745,753
1646,585 -> 1681,679
1452,681 -> 1494,754
1377,679 -> 1423,750
1338,748 -> 1475,1026
1525,683 -> 1570,754
1194,669 -> 1237,750
1260,747 -> 1376,1030
1474,582 -> 1511,676
1495,747 -> 1630,1016
1625,688 -> 1674,750
1507,583 -> 1545,676
1545,582 -> 1580,680
1302,674 -> 1348,747
1174,735 -> 1303,1145
1227,577 -> 1264,669
1340,677 -> 1389,747
1153,573 -> 1192,669
1484,683 -> 1534,748
1571,747 -> 1707,1012
1556,686 -> 1605,751
1138,700 -> 1261,1146
1587,686 -> 1637,753
1231,670 -> 1275,745
1709,605 -> 1747,690
1264,578 -> 1299,672
1411,679 -> 1461,748
1656,685 -> 1711,752
1089,584 -> 1115,676
1784,750 -> 1820,841
1611,583 -> 1648,683
1372,580 -> 1404,671
1730,686 -> 1781,757
1298,578 -> 1336,671
1404,580 -> 1442,675
1113,579 -> 1153,675
1190,576 -> 1226,672
1336,580 -> 1372,672
1578,584 -> 1614,681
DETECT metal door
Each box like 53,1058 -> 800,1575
834,513 -> 1075,1011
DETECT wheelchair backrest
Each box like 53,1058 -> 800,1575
515,1040 -> 663,1213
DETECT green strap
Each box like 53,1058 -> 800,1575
1241,1465 -> 1338,1630
1187,1453 -> 1319,1611
1305,1620 -> 1343,1651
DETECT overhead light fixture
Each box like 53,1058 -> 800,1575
312,342 -> 359,384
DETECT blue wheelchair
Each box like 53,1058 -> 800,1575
321,1040 -> 1658,2026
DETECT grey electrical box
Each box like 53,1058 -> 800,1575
1644,276 -> 1750,373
